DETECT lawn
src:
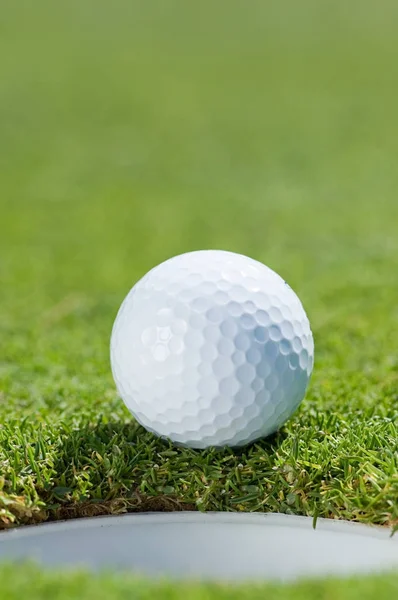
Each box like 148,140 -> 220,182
1,563 -> 398,600
1,0 -> 398,595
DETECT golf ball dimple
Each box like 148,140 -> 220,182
110,250 -> 314,449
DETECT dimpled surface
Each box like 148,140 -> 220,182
110,250 -> 314,449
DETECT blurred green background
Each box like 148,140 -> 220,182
3,0 -> 398,341
1,0 -> 397,528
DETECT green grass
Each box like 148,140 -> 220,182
0,0 -> 398,594
0,564 -> 397,600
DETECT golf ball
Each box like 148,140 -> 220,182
111,250 -> 314,449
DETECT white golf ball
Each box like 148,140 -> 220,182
111,250 -> 314,449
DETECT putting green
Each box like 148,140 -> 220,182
1,0 -> 397,547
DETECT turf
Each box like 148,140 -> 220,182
0,563 -> 397,600
1,0 -> 397,542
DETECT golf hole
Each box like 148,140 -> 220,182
1,512 -> 397,582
